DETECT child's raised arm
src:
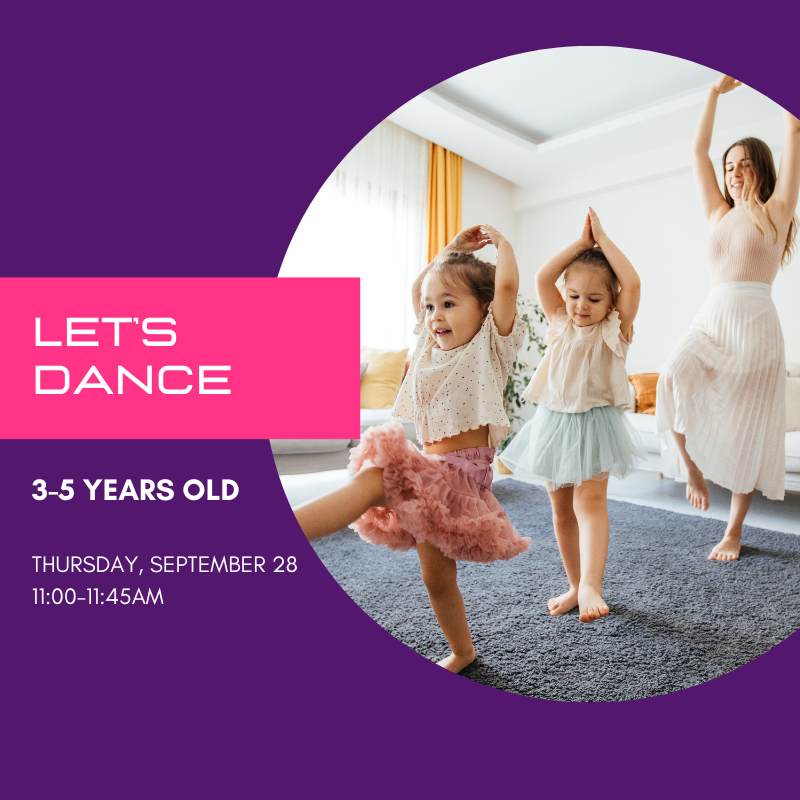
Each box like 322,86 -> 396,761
481,225 -> 518,335
535,212 -> 595,322
411,224 -> 490,316
588,207 -> 640,340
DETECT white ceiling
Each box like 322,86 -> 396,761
388,47 -> 784,188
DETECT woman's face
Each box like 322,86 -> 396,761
725,145 -> 751,203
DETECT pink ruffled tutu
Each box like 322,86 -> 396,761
348,423 -> 531,563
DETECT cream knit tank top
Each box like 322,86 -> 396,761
709,204 -> 785,286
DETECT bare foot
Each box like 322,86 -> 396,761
686,467 -> 709,510
437,649 -> 477,673
548,587 -> 579,616
578,586 -> 609,623
709,533 -> 741,562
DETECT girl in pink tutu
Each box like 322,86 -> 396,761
294,224 -> 531,673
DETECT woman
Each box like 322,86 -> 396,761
656,75 -> 800,561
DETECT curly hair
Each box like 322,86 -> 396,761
562,247 -> 619,309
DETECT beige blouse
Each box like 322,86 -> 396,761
392,306 -> 525,448
523,308 -> 632,413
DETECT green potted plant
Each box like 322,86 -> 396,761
495,294 -> 547,473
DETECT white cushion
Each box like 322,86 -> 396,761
786,431 -> 800,473
359,408 -> 395,428
787,362 -> 800,378
786,378 -> 800,432
357,409 -> 417,445
627,412 -> 657,435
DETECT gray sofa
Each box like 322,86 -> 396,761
271,409 -> 418,475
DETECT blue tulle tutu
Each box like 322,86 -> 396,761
499,405 -> 646,489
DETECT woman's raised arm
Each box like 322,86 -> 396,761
693,76 -> 741,227
768,108 -> 800,225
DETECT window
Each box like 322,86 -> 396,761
281,120 -> 429,348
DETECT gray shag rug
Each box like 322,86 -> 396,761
312,479 -> 800,701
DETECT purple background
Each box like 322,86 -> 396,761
3,5 -> 798,797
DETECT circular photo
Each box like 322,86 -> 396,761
275,47 -> 800,701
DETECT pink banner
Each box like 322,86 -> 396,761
0,278 -> 360,439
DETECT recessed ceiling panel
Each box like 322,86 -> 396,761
435,47 -> 719,142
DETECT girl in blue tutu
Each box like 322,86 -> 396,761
500,208 -> 645,623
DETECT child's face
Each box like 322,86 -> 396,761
564,271 -> 613,327
423,274 -> 486,350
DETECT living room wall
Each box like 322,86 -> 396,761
513,161 -> 800,376
462,159 -> 517,258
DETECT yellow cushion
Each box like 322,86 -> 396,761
628,373 -> 659,415
360,347 -> 409,409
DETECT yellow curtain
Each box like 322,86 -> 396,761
426,143 -> 462,263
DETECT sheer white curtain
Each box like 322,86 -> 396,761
280,120 -> 429,349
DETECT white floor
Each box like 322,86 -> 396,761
282,469 -> 351,507
283,468 -> 800,536
496,470 -> 800,536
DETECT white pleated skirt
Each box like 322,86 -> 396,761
655,282 -> 786,500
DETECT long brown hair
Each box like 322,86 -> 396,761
723,137 -> 797,266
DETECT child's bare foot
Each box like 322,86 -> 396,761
548,587 -> 579,616
686,467 -> 709,510
437,649 -> 477,673
709,532 -> 741,561
578,586 -> 609,623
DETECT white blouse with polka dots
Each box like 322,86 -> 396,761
392,306 -> 525,448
